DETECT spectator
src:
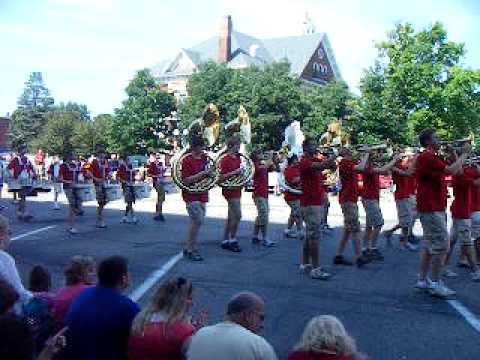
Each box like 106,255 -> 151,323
64,256 -> 140,360
0,215 -> 32,311
51,255 -> 95,328
0,278 -> 19,315
129,277 -> 204,360
29,265 -> 53,300
186,291 -> 277,360
288,315 -> 365,360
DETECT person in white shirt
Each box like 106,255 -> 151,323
186,291 -> 277,360
0,215 -> 32,312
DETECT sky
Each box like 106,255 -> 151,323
1,0 -> 479,117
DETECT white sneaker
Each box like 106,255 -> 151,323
284,229 -> 297,238
68,227 -> 78,235
471,271 -> 480,282
443,269 -> 459,278
121,216 -> 128,223
131,216 -> 138,224
414,277 -> 433,292
428,281 -> 456,298
53,202 -> 60,210
310,267 -> 331,280
96,221 -> 107,228
401,242 -> 418,251
299,264 -> 313,273
262,238 -> 276,247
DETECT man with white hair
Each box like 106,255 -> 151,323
187,291 -> 277,360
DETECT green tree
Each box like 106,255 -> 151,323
34,110 -> 77,157
8,72 -> 54,150
55,102 -> 91,122
72,114 -> 113,157
111,69 -> 176,154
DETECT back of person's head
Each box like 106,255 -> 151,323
226,291 -> 265,334
295,315 -> 357,357
0,278 -> 19,315
97,256 -> 128,288
419,128 -> 436,148
131,277 -> 192,335
28,265 -> 51,293
0,215 -> 10,250
287,154 -> 298,165
0,313 -> 35,360
64,255 -> 96,286
226,135 -> 241,149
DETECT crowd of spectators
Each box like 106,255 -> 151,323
0,213 -> 366,360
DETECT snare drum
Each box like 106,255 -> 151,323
104,183 -> 122,201
132,182 -> 151,200
8,180 -> 22,192
34,179 -> 52,193
73,183 -> 96,202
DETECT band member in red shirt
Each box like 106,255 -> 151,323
250,150 -> 275,247
117,156 -> 138,225
181,137 -> 211,261
359,151 -> 400,262
89,145 -> 111,228
283,154 -> 303,239
471,167 -> 480,267
414,129 -> 469,298
34,148 -> 45,179
444,165 -> 480,281
299,138 -> 336,280
60,153 -> 87,234
334,147 -> 370,267
219,136 -> 243,253
147,153 -> 166,222
8,147 -> 36,220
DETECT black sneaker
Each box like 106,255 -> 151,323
153,214 -> 164,221
333,255 -> 353,266
356,255 -> 370,267
221,242 -> 242,252
369,249 -> 384,261
251,237 -> 261,244
183,249 -> 203,261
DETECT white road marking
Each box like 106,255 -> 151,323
129,252 -> 183,302
447,299 -> 480,333
11,225 -> 57,241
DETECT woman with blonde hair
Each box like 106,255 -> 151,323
288,315 -> 365,360
128,277 -> 207,360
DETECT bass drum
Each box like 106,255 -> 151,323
73,183 -> 96,202
132,183 -> 151,200
104,183 -> 123,201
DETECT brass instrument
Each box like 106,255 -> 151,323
464,156 -> 480,167
215,152 -> 255,189
438,136 -> 474,162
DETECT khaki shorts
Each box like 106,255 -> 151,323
154,182 -> 166,202
227,198 -> 242,223
254,197 -> 269,227
452,218 -> 472,246
122,184 -> 135,204
65,187 -> 82,211
362,199 -> 384,228
409,195 -> 418,221
95,184 -> 108,206
341,202 -> 360,233
302,205 -> 323,242
396,198 -> 412,228
419,212 -> 448,255
471,211 -> 480,240
186,201 -> 206,226
287,200 -> 302,223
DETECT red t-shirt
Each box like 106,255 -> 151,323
415,150 -> 447,212
128,321 -> 194,360
338,158 -> 358,204
253,161 -> 268,199
470,167 -> 480,212
59,162 -> 84,183
408,176 -> 417,195
117,163 -> 137,183
288,350 -> 355,360
181,153 -> 209,203
8,156 -> 34,179
147,162 -> 165,184
450,170 -> 475,219
89,158 -> 110,181
219,153 -> 242,199
392,159 -> 411,200
360,162 -> 380,200
51,284 -> 90,327
283,165 -> 301,202
299,156 -> 325,206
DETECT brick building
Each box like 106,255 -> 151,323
0,115 -> 10,152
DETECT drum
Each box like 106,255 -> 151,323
33,179 -> 52,193
132,182 -> 151,200
104,183 -> 122,201
8,180 -> 22,192
73,183 -> 96,202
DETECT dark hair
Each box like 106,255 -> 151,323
227,292 -> 262,316
302,137 -> 317,148
29,265 -> 51,293
419,129 -> 436,147
190,136 -> 205,148
0,313 -> 35,360
98,256 -> 128,288
287,154 -> 298,165
64,255 -> 95,286
0,279 -> 19,315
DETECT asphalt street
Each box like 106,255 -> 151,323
3,187 -> 480,360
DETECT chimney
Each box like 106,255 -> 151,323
218,15 -> 232,64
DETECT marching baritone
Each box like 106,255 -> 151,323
283,154 -> 303,239
89,145 -> 111,228
180,137 -> 210,261
48,155 -> 63,210
334,147 -> 371,267
147,153 -> 166,222
117,156 -> 138,224
8,148 -> 36,221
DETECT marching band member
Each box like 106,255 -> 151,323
8,147 -> 35,221
147,153 -> 166,222
48,155 -> 62,210
60,153 -> 86,234
414,129 -> 469,298
283,154 -> 303,239
359,150 -> 400,262
470,168 -> 480,268
180,137 -> 210,261
333,147 -> 370,267
117,155 -> 138,224
298,137 -> 336,280
219,136 -> 243,253
250,149 -> 275,247
89,145 -> 111,228
443,164 -> 480,281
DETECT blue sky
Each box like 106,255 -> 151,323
1,0 -> 479,116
